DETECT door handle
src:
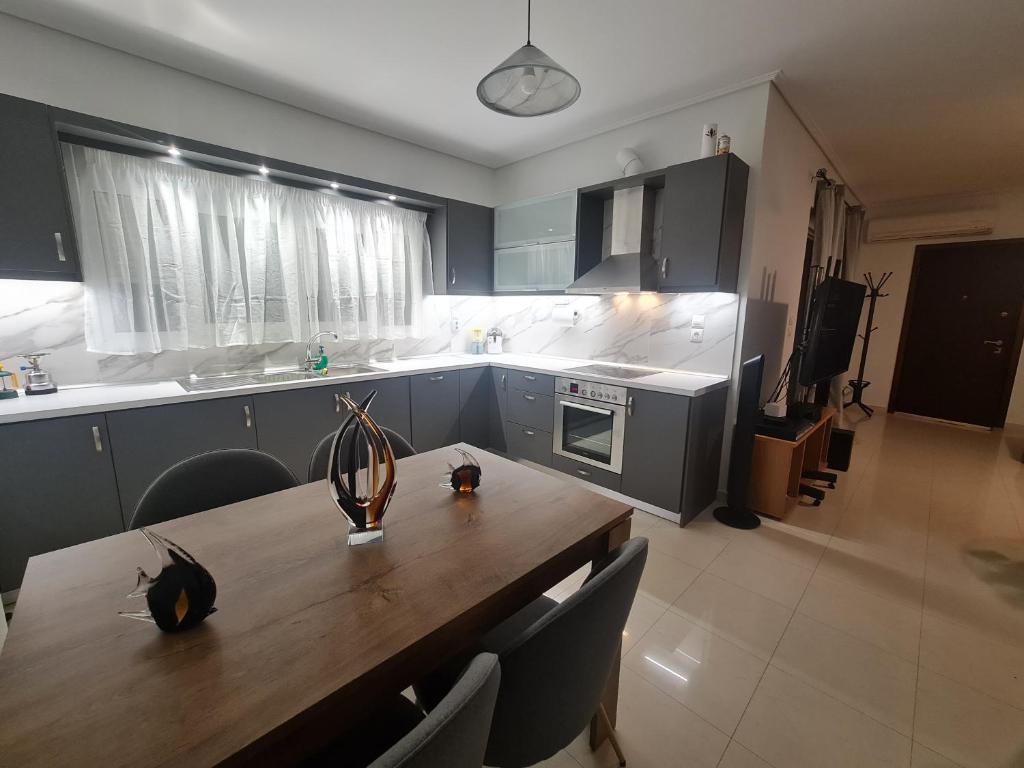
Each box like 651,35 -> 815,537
450,267 -> 456,286
501,373 -> 507,390
984,339 -> 1004,346
576,468 -> 592,477
660,258 -> 668,279
334,393 -> 341,414
243,404 -> 253,429
626,396 -> 635,416
523,429 -> 535,437
523,394 -> 536,401
429,375 -> 445,381
523,374 -> 537,381
54,232 -> 67,262
92,425 -> 103,453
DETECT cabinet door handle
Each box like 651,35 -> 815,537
626,396 -> 635,416
54,232 -> 67,262
523,394 -> 536,401
429,375 -> 445,381
243,404 -> 253,429
660,258 -> 669,279
523,429 -> 535,437
501,373 -> 507,390
450,267 -> 456,286
576,468 -> 591,477
92,425 -> 103,453
523,374 -> 537,381
334,393 -> 341,414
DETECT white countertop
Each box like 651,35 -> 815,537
0,353 -> 729,425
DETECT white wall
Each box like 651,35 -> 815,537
852,189 -> 1024,422
0,13 -> 494,205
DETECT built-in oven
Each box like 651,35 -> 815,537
553,377 -> 628,474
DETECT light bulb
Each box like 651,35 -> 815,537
519,67 -> 539,96
167,145 -> 181,157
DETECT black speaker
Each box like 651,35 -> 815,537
827,427 -> 855,472
714,355 -> 765,530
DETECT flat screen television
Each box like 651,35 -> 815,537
798,277 -> 866,386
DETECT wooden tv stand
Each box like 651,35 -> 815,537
749,407 -> 835,520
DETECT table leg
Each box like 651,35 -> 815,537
589,516 -> 632,750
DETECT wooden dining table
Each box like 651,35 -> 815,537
0,443 -> 633,767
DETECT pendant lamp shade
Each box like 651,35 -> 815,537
476,1 -> 580,117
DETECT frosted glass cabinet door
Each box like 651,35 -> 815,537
494,241 -> 576,292
494,191 -> 577,249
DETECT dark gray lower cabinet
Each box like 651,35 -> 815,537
505,422 -> 552,467
342,376 -> 412,444
507,390 -> 554,432
458,367 -> 490,449
488,367 -> 509,452
0,415 -> 123,591
254,385 -> 347,482
106,396 -> 258,527
409,372 -> 460,451
680,388 -> 727,523
551,454 -> 620,492
620,389 -> 691,515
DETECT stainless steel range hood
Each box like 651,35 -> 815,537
567,185 -> 659,294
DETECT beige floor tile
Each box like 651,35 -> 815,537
566,667 -> 729,768
734,666 -> 911,768
771,613 -> 917,736
623,611 -> 766,733
914,668 -> 1024,768
671,572 -> 793,661
645,524 -> 730,570
798,571 -> 921,661
637,548 -> 701,609
729,521 -> 828,570
705,541 -> 813,609
910,742 -> 964,768
717,740 -> 775,768
815,539 -> 925,607
920,613 -> 1024,709
621,593 -> 666,655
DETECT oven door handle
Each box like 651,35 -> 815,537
559,400 -> 614,416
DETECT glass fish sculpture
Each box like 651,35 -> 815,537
119,528 -> 217,632
442,447 -> 482,494
328,390 -> 397,545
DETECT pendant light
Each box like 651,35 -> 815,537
476,0 -> 581,117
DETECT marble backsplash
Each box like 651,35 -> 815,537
0,279 -> 737,387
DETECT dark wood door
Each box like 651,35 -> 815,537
458,367 -> 490,449
0,94 -> 81,280
620,388 -> 690,514
891,239 -> 1024,427
446,199 -> 494,295
342,376 -> 413,444
254,385 -> 347,481
106,396 -> 259,526
409,371 -> 461,450
0,415 -> 123,591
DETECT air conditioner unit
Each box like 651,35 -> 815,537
865,210 -> 995,243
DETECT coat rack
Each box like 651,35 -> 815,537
845,271 -> 892,416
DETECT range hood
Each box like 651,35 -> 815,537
567,185 -> 660,294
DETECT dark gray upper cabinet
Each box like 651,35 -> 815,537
0,415 -> 122,592
458,367 -> 490,450
105,396 -> 259,527
620,388 -> 691,515
341,376 -> 413,445
409,371 -> 461,451
0,94 -> 81,281
445,199 -> 493,295
254,385 -> 348,482
659,154 -> 748,293
487,367 -> 509,452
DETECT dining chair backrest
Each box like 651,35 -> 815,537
307,426 -> 416,483
372,653 -> 500,768
485,537 -> 648,768
129,448 -> 299,529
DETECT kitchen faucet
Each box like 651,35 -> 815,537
302,331 -> 339,372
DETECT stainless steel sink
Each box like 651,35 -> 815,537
176,364 -> 384,392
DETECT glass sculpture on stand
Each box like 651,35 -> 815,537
119,528 -> 218,632
442,448 -> 482,494
327,391 -> 397,545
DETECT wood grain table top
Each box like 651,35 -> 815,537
0,444 -> 632,767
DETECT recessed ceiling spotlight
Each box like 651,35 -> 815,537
330,181 -> 340,190
258,165 -> 269,175
387,194 -> 397,201
167,145 -> 181,157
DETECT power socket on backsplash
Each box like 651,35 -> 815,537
689,328 -> 704,343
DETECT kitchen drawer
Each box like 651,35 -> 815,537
507,369 -> 554,395
552,454 -> 621,492
507,389 -> 554,432
505,422 -> 552,467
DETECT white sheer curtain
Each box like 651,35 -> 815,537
61,143 -> 432,355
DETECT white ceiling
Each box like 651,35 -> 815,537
2,0 -> 1023,204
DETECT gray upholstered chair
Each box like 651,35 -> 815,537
129,448 -> 299,529
417,537 -> 648,768
307,426 -> 416,483
307,653 -> 500,768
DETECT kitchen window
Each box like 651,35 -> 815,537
61,143 -> 433,355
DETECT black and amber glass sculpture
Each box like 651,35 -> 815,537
443,447 -> 482,494
328,391 -> 397,545
119,528 -> 217,632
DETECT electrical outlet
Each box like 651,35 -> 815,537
691,314 -> 706,329
451,317 -> 461,333
690,328 -> 704,343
